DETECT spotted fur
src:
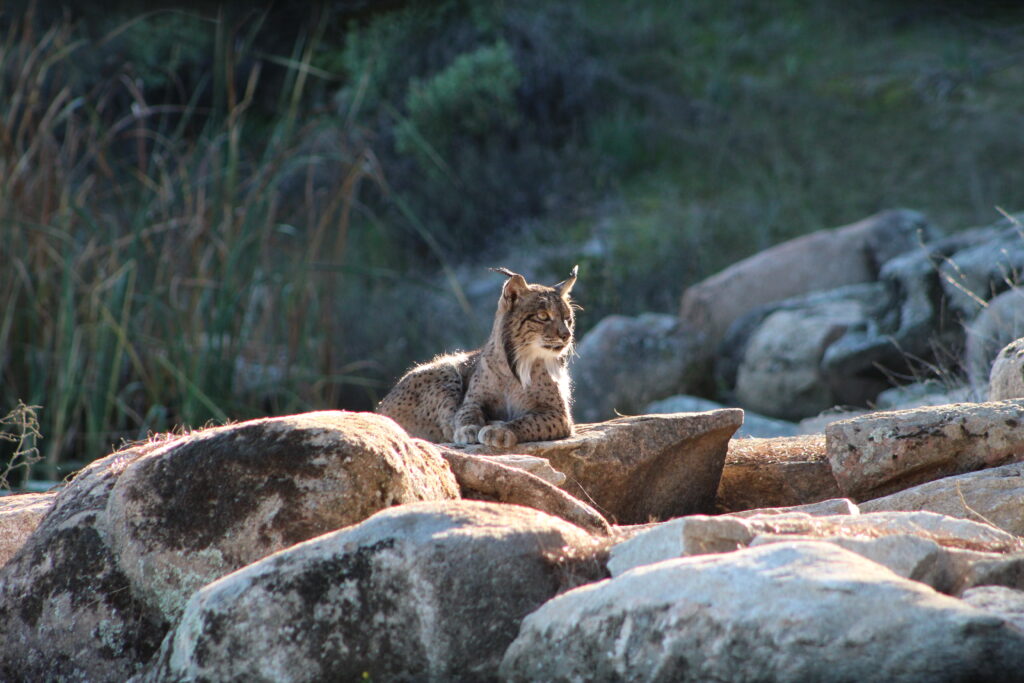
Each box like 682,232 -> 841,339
377,266 -> 578,448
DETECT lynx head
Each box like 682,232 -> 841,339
492,265 -> 578,386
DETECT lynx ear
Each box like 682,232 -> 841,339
556,265 -> 578,298
491,267 -> 529,305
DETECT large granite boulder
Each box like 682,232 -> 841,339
715,435 -> 841,513
108,412 -> 458,623
861,461 -> 1024,537
571,313 -> 711,422
140,501 -> 602,682
0,411 -> 460,681
826,400 -> 1024,500
460,411 -> 742,524
502,542 -> 1024,681
0,491 -> 56,568
681,209 -> 933,347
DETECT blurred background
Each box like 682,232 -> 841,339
3,0 -> 1024,484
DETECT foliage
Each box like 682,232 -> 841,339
3,0 -> 1024,477
397,40 -> 522,159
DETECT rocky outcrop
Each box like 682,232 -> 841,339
826,400 -> 1024,500
502,542 -> 1024,681
989,337 -> 1024,400
571,313 -> 711,422
680,209 -> 933,347
141,501 -> 602,682
0,491 -> 56,568
460,411 -> 742,524
0,412 -> 460,681
647,394 -> 798,437
860,461 -> 1024,536
715,435 -> 841,513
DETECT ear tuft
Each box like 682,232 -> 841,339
557,264 -> 578,298
491,266 -> 529,304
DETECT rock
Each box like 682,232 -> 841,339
751,533 -> 948,588
814,229 -> 991,410
437,447 -> 609,535
989,337 -> 1024,400
826,400 -> 1024,500
141,501 -> 603,682
461,411 -> 742,524
488,454 -> 566,485
0,412 -> 460,681
860,462 -> 1024,536
966,289 -> 1024,390
608,509 -> 1020,577
959,554 -> 1024,594
875,380 -> 977,410
940,220 -> 1024,320
797,408 -> 872,434
570,313 -> 711,422
502,542 -> 1024,681
0,491 -> 56,568
715,435 -> 841,513
733,284 -> 884,419
107,412 -> 459,623
606,516 -> 752,576
961,586 -> 1024,632
681,209 -> 934,347
0,442 -> 169,682
728,497 -> 859,518
646,394 -> 799,437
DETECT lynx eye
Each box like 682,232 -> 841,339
535,310 -> 551,321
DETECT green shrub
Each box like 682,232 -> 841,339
396,41 -> 522,158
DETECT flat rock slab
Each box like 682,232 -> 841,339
503,542 -> 1024,681
826,399 -> 1024,500
458,410 -> 742,524
0,491 -> 57,568
716,435 -> 841,513
861,462 -> 1024,537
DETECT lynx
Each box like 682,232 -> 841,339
377,266 -> 578,448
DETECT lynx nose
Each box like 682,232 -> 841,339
557,323 -> 571,342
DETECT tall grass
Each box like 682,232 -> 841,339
0,9 -> 392,477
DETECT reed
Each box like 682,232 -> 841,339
0,8 -> 386,477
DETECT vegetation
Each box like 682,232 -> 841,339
2,0 -> 1024,480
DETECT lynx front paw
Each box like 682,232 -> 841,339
454,425 -> 481,445
478,424 -> 518,449
441,421 -> 456,442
